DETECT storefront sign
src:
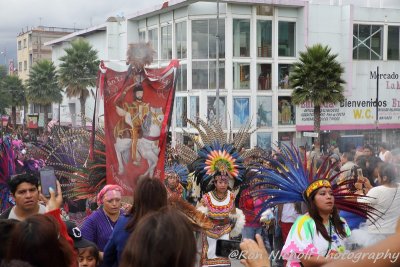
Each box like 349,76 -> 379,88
296,63 -> 400,131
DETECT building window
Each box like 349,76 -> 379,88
23,39 -> 27,48
148,28 -> 158,60
192,19 -> 225,90
257,96 -> 272,127
139,30 -> 145,42
192,61 -> 224,90
207,96 -> 226,128
192,19 -> 225,59
18,41 -> 22,50
257,132 -> 272,150
161,25 -> 172,60
176,64 -> 187,91
19,62 -> 22,72
24,61 -> 27,71
233,19 -> 250,57
257,64 -> 272,90
353,24 -> 383,60
257,20 -> 272,58
388,26 -> 400,60
278,64 -> 293,89
176,21 -> 187,59
278,96 -> 295,125
256,5 -> 273,16
278,21 -> 295,57
233,97 -> 250,128
189,96 -> 199,122
175,96 -> 187,127
233,63 -> 250,90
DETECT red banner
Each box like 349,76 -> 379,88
101,60 -> 179,193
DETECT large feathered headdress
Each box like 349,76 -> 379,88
176,118 -> 258,194
165,163 -> 189,185
252,143 -> 378,221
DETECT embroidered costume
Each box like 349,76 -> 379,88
176,118 -> 260,266
164,163 -> 189,199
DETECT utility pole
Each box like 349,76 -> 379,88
215,0 -> 220,120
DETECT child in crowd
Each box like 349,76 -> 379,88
66,221 -> 100,267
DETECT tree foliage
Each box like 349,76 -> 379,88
290,44 -> 345,142
58,38 -> 99,127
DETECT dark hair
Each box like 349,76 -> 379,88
125,176 -> 167,232
7,173 -> 39,195
78,246 -> 100,266
379,163 -> 396,184
0,260 -> 34,267
306,188 -> 347,242
0,219 -> 19,260
6,214 -> 74,267
120,207 -> 196,267
364,144 -> 373,152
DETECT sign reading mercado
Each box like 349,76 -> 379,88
296,66 -> 400,131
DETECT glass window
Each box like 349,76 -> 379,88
353,24 -> 383,60
278,96 -> 295,125
148,28 -> 158,60
233,19 -> 250,57
176,64 -> 187,91
209,61 -> 225,89
19,62 -> 22,72
233,97 -> 250,128
278,64 -> 292,89
189,96 -> 199,122
256,5 -> 273,16
161,25 -> 172,60
233,63 -> 250,89
278,132 -> 295,147
18,41 -> 21,50
176,21 -> 187,59
192,19 -> 225,59
208,96 -> 227,128
257,96 -> 272,127
24,61 -> 27,70
23,39 -> 27,48
257,64 -> 272,90
175,97 -> 187,127
278,21 -> 295,57
192,61 -> 208,89
388,26 -> 399,60
257,132 -> 272,150
139,31 -> 145,42
257,20 -> 272,57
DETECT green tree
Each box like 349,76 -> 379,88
290,44 -> 345,143
1,75 -> 25,129
58,38 -> 99,127
0,65 -> 7,79
27,60 -> 63,131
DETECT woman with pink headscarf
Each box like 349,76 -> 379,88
81,185 -> 123,260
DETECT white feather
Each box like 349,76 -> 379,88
230,208 -> 245,237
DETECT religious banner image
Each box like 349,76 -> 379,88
100,54 -> 179,193
27,115 -> 39,129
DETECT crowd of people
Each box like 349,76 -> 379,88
1,124 -> 400,267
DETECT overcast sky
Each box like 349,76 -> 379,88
0,0 -> 162,67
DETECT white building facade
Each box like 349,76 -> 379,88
47,0 -> 400,151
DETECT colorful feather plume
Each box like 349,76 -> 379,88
165,163 -> 189,185
251,143 -> 379,221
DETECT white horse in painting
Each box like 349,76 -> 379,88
137,107 -> 164,177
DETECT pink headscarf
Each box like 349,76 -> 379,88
97,184 -> 123,206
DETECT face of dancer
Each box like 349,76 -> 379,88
313,187 -> 334,214
167,174 -> 178,188
215,177 -> 228,194
103,192 -> 121,216
78,249 -> 97,267
13,182 -> 39,212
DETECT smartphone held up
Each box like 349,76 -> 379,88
39,166 -> 58,198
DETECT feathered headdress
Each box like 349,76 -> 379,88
176,118 -> 258,194
165,163 -> 189,185
252,143 -> 378,221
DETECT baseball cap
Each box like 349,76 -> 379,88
65,221 -> 97,249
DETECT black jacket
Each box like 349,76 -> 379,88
0,207 -> 12,219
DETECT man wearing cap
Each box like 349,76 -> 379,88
0,173 -> 46,220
